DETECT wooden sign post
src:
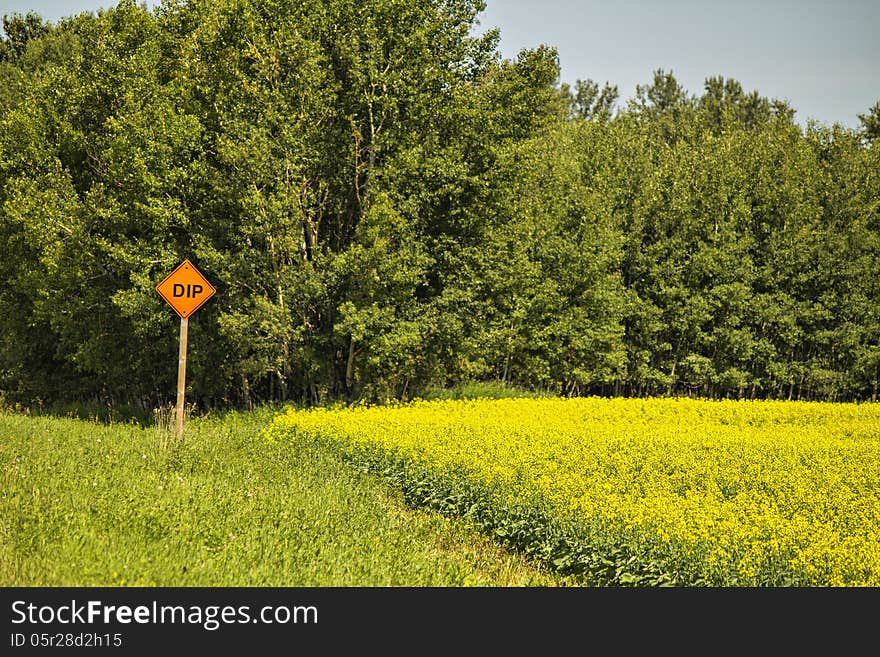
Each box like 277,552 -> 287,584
156,259 -> 216,439
175,316 -> 189,439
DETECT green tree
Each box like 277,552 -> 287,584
0,11 -> 49,63
565,78 -> 618,122
858,100 -> 880,142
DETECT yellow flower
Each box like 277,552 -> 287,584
266,396 -> 880,585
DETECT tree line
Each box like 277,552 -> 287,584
1,0 -> 878,412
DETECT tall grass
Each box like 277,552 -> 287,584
417,380 -> 551,401
0,407 -> 565,586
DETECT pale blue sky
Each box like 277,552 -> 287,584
2,0 -> 877,129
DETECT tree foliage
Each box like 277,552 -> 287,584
1,1 -> 877,409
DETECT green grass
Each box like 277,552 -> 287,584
0,407 -> 566,586
417,380 -> 551,401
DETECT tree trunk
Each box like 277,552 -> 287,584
346,337 -> 356,391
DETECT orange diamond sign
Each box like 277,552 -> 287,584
156,259 -> 216,319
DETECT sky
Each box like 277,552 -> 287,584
1,0 -> 877,129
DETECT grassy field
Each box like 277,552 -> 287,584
7,395 -> 878,587
268,396 -> 880,586
0,406 -> 566,586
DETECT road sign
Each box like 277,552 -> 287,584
156,259 -> 216,319
156,259 -> 215,439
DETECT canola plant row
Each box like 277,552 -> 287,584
263,397 -> 880,586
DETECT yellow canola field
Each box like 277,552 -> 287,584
265,396 -> 880,585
